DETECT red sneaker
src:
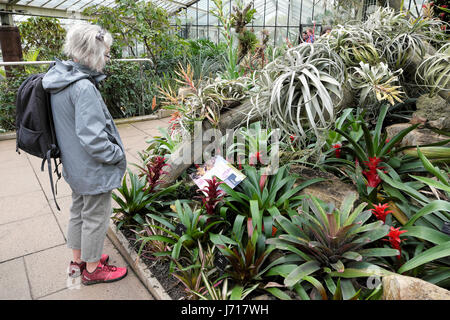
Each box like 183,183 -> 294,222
81,262 -> 128,285
68,254 -> 109,278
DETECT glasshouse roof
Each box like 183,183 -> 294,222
0,0 -> 425,23
0,0 -> 204,19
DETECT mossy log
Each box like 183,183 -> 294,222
160,98 -> 261,187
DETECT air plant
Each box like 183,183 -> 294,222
249,43 -> 345,147
416,43 -> 450,97
317,26 -> 380,67
159,62 -> 251,133
349,62 -> 405,107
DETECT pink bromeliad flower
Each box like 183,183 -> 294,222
371,203 -> 393,223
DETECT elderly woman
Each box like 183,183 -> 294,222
43,24 -> 127,285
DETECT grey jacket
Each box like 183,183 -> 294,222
42,59 -> 126,195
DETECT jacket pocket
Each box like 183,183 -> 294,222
105,130 -> 125,160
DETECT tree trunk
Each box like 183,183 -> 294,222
159,98 -> 262,187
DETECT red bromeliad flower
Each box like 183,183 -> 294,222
371,203 -> 393,223
197,176 -> 225,215
362,157 -> 385,188
385,138 -> 392,153
332,143 -> 342,158
384,226 -> 407,260
237,157 -> 243,170
140,156 -> 169,193
290,135 -> 295,142
249,151 -> 262,166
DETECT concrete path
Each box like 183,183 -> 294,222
0,117 -> 170,300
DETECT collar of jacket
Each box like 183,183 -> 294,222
59,58 -> 107,84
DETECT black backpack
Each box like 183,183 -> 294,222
15,73 -> 62,211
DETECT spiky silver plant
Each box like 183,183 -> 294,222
416,43 -> 450,97
248,43 -> 345,146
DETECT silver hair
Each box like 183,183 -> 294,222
63,24 -> 112,72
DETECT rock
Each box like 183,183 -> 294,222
382,274 -> 450,300
413,94 -> 450,131
290,165 -> 359,208
386,123 -> 450,147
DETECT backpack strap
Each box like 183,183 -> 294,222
41,150 -> 61,211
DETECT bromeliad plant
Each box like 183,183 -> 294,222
209,214 -> 276,286
141,127 -> 182,159
322,104 -> 420,203
133,215 -> 173,262
135,155 -> 169,193
369,148 -> 450,284
171,241 -> 218,300
111,168 -> 179,229
265,194 -> 397,299
220,165 -> 323,227
143,200 -> 227,272
196,176 -> 226,216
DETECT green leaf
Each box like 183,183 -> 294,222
284,261 -> 321,287
410,175 -> 450,193
230,285 -> 243,300
250,200 -> 262,233
266,264 -> 297,278
403,225 -> 450,245
264,287 -> 292,300
330,260 -> 345,272
335,128 -> 368,162
359,248 -> 400,257
340,279 -> 356,300
378,170 -> 430,204
374,104 -> 388,148
342,251 -> 363,261
398,242 -> 450,274
379,123 -> 419,156
303,275 -> 328,300
405,200 -> 450,227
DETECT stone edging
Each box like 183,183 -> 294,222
0,109 -> 172,141
106,220 -> 172,300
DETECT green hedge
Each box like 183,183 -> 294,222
0,61 -> 163,132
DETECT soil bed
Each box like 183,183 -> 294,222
119,226 -> 188,300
